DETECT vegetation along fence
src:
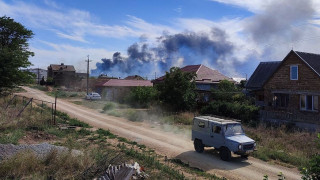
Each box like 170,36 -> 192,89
2,94 -> 57,125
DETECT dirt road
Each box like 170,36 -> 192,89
19,87 -> 301,180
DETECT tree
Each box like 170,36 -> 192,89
125,86 -> 158,108
0,16 -> 34,92
156,67 -> 197,111
211,80 -> 240,102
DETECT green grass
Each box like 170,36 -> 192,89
72,101 -> 82,105
68,118 -> 91,128
47,90 -> 86,98
107,109 -> 122,117
96,128 -> 117,139
0,129 -> 24,145
78,128 -> 92,136
30,84 -> 47,91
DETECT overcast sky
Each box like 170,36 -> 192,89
1,0 -> 320,79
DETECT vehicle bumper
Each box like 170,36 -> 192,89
234,149 -> 255,155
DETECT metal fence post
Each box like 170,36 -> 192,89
51,103 -> 54,124
54,95 -> 57,125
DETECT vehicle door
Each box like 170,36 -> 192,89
209,123 -> 225,148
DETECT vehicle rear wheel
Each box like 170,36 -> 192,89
220,147 -> 231,161
194,139 -> 204,153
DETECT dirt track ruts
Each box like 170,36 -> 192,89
19,87 -> 301,180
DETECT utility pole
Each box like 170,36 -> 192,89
37,67 -> 40,84
85,55 -> 92,95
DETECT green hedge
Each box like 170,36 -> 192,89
200,101 -> 259,123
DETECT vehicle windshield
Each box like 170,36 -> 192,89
225,124 -> 244,136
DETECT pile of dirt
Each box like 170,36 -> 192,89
0,143 -> 81,161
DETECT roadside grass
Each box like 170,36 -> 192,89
29,84 -> 48,92
47,90 -> 86,99
244,125 -> 320,168
159,112 -> 194,125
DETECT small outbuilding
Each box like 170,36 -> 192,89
95,79 -> 153,101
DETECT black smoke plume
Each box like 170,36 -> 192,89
91,28 -> 234,78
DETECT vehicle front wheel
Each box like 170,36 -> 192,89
220,147 -> 231,161
194,139 -> 204,153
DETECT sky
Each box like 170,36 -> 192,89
1,0 -> 320,79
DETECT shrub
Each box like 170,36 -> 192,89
301,133 -> 320,179
124,109 -> 143,122
103,102 -> 116,111
125,86 -> 158,108
200,101 -> 259,123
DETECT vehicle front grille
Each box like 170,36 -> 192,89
243,144 -> 254,150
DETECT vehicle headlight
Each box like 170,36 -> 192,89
238,144 -> 242,150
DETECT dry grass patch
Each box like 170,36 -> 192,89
244,125 -> 320,167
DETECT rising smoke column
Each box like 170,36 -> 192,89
91,28 -> 234,77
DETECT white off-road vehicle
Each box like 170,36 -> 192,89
192,116 -> 256,161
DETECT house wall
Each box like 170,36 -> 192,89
97,86 -> 132,102
263,52 -> 320,124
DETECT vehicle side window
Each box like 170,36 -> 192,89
198,121 -> 205,128
213,126 -> 221,134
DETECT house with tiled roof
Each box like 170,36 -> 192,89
95,79 -> 152,101
153,64 -> 234,102
246,50 -> 320,129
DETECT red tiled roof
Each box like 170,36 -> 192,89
154,64 -> 232,83
97,79 -> 153,87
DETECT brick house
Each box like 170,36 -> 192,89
153,64 -> 234,102
47,63 -> 76,87
246,50 -> 320,129
95,79 -> 153,101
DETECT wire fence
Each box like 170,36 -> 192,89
2,94 -> 57,125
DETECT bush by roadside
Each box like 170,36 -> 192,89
200,101 -> 259,123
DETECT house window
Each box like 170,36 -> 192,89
273,93 -> 289,108
290,65 -> 298,80
300,95 -> 318,111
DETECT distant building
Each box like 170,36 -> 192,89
246,50 -> 320,130
153,64 -> 234,102
124,75 -> 145,80
47,63 -> 76,87
95,79 -> 153,101
23,68 -> 47,83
